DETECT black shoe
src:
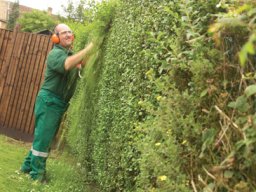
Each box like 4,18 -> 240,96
40,177 -> 48,184
34,173 -> 48,184
20,167 -> 31,174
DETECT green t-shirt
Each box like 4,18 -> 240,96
41,44 -> 78,102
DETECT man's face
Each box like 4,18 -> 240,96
57,25 -> 73,48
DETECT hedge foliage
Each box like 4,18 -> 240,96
65,0 -> 256,191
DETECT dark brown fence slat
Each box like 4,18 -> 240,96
0,31 -> 13,107
0,29 -> 5,50
0,29 -> 53,141
0,29 -> 8,58
0,30 -> 7,66
0,31 -> 12,73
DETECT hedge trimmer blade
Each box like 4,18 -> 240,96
78,69 -> 82,78
77,63 -> 83,78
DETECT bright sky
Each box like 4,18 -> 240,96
17,0 -> 81,16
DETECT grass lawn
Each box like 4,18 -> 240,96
0,134 -> 96,192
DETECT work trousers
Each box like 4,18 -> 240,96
21,89 -> 67,180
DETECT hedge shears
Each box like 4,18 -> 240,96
76,63 -> 83,78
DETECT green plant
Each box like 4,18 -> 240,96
18,10 -> 56,32
7,1 -> 19,30
64,0 -> 256,191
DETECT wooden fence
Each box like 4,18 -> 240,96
0,28 -> 53,141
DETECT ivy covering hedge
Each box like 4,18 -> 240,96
65,0 -> 256,191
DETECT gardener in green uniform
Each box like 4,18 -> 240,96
20,23 -> 93,182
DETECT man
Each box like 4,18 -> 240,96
20,23 -> 93,182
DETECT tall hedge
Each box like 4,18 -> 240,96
66,0 -> 256,191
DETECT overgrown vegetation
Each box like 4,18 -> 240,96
62,0 -> 256,191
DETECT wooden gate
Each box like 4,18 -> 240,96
0,28 -> 53,141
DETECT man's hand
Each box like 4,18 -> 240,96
64,42 -> 94,71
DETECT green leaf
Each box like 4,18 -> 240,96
228,95 -> 250,112
202,128 -> 216,142
244,85 -> 256,97
244,42 -> 255,54
200,128 -> 216,158
235,140 -> 246,151
227,101 -> 237,109
228,95 -> 247,108
203,183 -> 215,192
200,89 -> 208,98
224,170 -> 234,179
239,49 -> 247,67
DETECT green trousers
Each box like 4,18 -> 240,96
21,89 -> 67,180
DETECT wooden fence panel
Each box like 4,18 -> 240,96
2,32 -> 25,129
0,29 -> 53,141
13,34 -> 37,132
6,33 -> 32,131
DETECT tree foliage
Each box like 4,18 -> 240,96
61,0 -> 100,22
7,1 -> 19,30
17,10 -> 57,32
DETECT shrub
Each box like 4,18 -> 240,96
65,0 -> 256,191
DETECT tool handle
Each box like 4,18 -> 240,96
76,63 -> 82,69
